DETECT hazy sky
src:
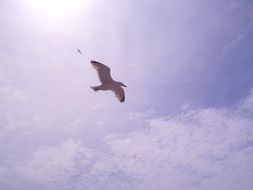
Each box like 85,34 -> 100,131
1,0 -> 253,189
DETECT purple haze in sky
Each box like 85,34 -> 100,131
1,0 -> 253,189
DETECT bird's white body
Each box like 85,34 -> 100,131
90,60 -> 126,102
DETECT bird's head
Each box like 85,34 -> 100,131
118,82 -> 127,87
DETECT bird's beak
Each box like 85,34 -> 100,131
123,84 -> 127,87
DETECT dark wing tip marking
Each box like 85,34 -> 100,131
90,60 -> 104,66
90,60 -> 100,64
120,96 -> 125,102
90,60 -> 110,71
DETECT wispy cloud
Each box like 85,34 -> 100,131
16,90 -> 253,190
240,89 -> 253,111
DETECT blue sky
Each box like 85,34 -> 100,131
1,0 -> 253,189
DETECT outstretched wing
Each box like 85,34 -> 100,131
91,60 -> 113,83
109,85 -> 125,102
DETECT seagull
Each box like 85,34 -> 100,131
77,48 -> 82,54
90,60 -> 127,102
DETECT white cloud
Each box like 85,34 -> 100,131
108,108 -> 253,182
0,85 -> 29,102
240,89 -> 253,111
16,140 -> 98,189
16,91 -> 253,190
128,109 -> 155,121
92,102 -> 104,110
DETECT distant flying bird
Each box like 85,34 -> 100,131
77,48 -> 82,54
90,60 -> 127,102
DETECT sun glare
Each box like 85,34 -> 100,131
29,0 -> 85,20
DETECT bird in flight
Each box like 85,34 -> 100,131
90,60 -> 127,102
77,48 -> 82,54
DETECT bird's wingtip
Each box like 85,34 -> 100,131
90,60 -> 99,64
120,97 -> 125,102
